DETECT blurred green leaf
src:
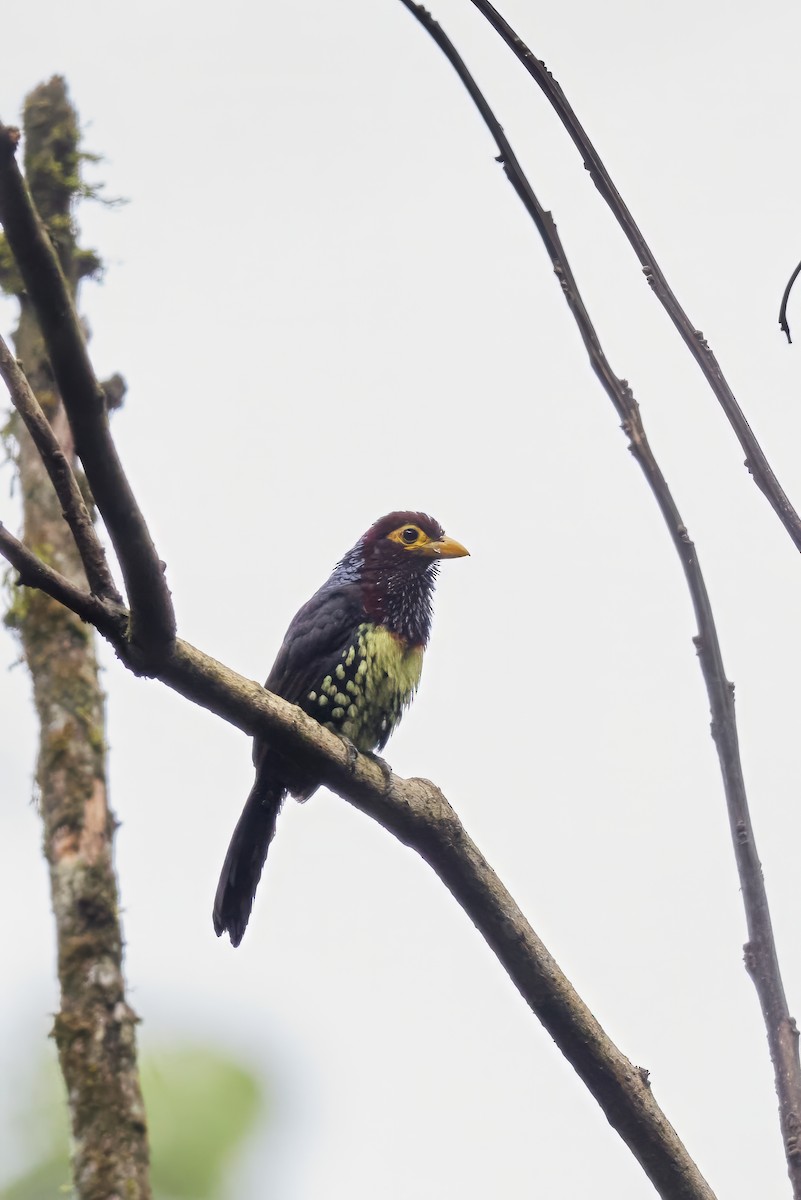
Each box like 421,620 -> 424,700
1,1043 -> 264,1200
0,1158 -> 70,1200
144,1046 -> 262,1199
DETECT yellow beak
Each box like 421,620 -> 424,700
423,535 -> 470,560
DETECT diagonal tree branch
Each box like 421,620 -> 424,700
465,0 -> 801,555
0,119 -> 175,664
0,331 -> 121,602
0,525 -> 125,638
0,522 -> 125,636
0,516 -> 716,1200
396,2 -> 801,1194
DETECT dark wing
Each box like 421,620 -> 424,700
254,580 -> 365,773
215,583 -> 367,946
264,580 -> 365,705
214,582 -> 366,945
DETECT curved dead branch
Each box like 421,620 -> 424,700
779,257 -> 801,343
395,3 -> 801,1195
466,0 -> 801,554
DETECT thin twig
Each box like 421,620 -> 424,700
779,257 -> 801,343
0,333 -> 122,602
464,0 -> 801,555
0,522 -> 125,638
398,1 -> 801,1194
0,514 -> 718,1200
0,122 -> 175,664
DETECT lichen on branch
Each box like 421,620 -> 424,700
1,76 -> 151,1200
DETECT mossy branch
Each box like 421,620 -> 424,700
1,77 -> 150,1200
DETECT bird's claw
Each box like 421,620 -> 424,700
363,750 -> 393,792
336,738 -> 391,792
338,734 -> 360,772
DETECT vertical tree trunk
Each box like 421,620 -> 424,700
3,77 -> 151,1199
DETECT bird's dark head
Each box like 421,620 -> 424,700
333,511 -> 469,645
362,511 -> 468,563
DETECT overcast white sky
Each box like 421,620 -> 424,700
2,1 -> 801,1196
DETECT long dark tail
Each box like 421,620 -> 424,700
213,775 -> 284,946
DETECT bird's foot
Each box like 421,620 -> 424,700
335,738 -> 393,793
337,734 -> 360,773
363,750 -> 393,793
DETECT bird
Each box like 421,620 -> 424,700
213,511 -> 469,946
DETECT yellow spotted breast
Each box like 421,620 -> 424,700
336,623 -> 424,750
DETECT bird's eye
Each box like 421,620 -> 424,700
402,527 -> 419,544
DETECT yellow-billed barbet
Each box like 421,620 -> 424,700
213,511 -> 469,946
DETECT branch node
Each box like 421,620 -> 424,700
744,941 -> 757,977
101,372 -> 127,412
784,1109 -> 801,1160
0,125 -> 20,158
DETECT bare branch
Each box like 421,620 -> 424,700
162,657 -> 713,1200
0,517 -> 717,1200
464,0 -> 801,555
0,120 -> 175,664
396,2 -> 801,1193
0,521 -> 125,637
0,332 -> 122,602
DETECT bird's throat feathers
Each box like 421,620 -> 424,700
361,564 -> 437,645
333,543 -> 438,646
